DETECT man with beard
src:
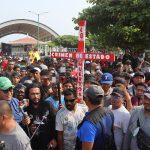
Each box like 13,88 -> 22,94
21,83 -> 57,150
56,88 -> 87,150
123,91 -> 150,150
2,60 -> 15,80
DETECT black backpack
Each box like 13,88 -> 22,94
137,119 -> 150,150
76,107 -> 116,150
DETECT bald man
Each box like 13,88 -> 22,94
0,101 -> 32,150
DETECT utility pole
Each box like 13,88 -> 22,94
28,11 -> 48,51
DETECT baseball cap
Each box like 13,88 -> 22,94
133,72 -> 145,78
116,62 -> 122,68
85,61 -> 90,64
30,67 -> 41,73
15,83 -> 26,92
84,85 -> 104,100
100,73 -> 113,85
84,70 -> 91,75
111,87 -> 125,97
40,64 -> 48,70
26,65 -> 34,70
96,70 -> 103,75
20,67 -> 26,72
23,80 -> 33,87
12,72 -> 21,77
40,69 -> 51,79
144,90 -> 150,99
0,77 -> 14,90
84,75 -> 99,85
114,77 -> 126,85
125,60 -> 131,65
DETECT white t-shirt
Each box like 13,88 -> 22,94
56,103 -> 88,150
109,105 -> 130,150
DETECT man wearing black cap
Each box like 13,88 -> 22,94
123,91 -> 150,150
131,82 -> 147,107
20,65 -> 34,85
114,77 -> 132,111
84,75 -> 99,89
123,60 -> 133,73
128,71 -> 145,96
20,67 -> 27,79
109,87 -> 130,150
76,85 -> 116,150
132,72 -> 145,84
112,62 -> 123,78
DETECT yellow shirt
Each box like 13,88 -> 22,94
28,50 -> 40,63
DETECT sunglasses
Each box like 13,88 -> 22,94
64,98 -> 76,103
1,87 -> 13,93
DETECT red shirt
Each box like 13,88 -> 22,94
1,60 -> 8,71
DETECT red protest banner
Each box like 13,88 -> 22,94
50,52 -> 115,62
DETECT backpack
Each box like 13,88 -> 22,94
76,107 -> 116,150
136,119 -> 150,150
99,108 -> 117,150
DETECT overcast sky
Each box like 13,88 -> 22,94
0,0 -> 89,42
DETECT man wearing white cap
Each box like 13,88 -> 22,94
30,66 -> 41,83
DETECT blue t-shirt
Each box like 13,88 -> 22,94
9,98 -> 23,123
46,95 -> 65,110
77,112 -> 113,143
77,120 -> 97,142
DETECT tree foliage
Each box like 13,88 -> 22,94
73,0 -> 150,51
53,35 -> 78,48
47,42 -> 56,48
52,35 -> 90,48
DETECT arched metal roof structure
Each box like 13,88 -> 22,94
0,19 -> 59,42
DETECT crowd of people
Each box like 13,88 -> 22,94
0,50 -> 149,150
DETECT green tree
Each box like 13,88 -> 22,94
53,35 -> 78,48
73,0 -> 150,51
53,35 -> 91,48
47,42 -> 56,48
